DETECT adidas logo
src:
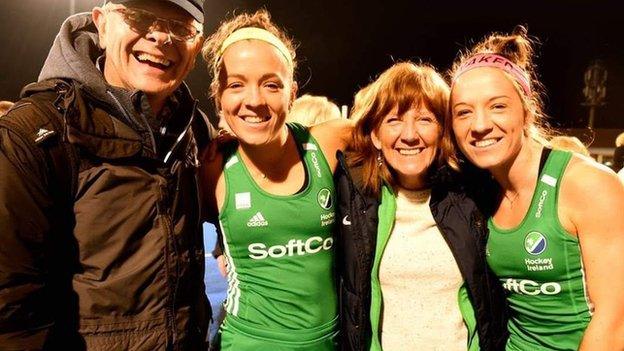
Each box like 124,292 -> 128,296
247,212 -> 268,227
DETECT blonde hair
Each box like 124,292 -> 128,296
348,62 -> 452,195
286,94 -> 341,126
201,9 -> 297,111
349,84 -> 373,122
615,132 -> 624,147
446,26 -> 553,166
549,136 -> 590,157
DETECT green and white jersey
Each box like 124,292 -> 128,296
487,149 -> 592,351
218,123 -> 338,348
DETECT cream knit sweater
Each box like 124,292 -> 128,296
379,188 -> 467,351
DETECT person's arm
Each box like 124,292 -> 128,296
309,118 -> 354,172
212,225 -> 227,277
561,158 -> 624,351
199,139 -> 226,222
199,140 -> 229,277
0,127 -> 54,349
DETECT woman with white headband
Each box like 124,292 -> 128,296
447,26 -> 624,350
200,10 -> 351,350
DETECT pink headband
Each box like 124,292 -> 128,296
453,53 -> 531,95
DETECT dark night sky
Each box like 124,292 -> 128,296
1,0 -> 622,128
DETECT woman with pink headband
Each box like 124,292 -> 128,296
200,10 -> 351,350
447,26 -> 624,350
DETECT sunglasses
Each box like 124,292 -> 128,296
110,7 -> 202,42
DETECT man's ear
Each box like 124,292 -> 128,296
195,35 -> 206,50
92,7 -> 107,49
187,35 -> 205,70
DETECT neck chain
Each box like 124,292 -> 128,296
502,191 -> 520,207
241,131 -> 290,182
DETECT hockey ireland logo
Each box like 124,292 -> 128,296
524,231 -> 547,255
317,188 -> 333,210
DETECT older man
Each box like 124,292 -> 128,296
0,0 -> 213,349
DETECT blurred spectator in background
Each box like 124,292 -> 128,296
349,84 -> 372,121
550,135 -> 591,157
0,101 -> 14,115
613,132 -> 624,173
286,94 -> 341,126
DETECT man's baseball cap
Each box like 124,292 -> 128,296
105,0 -> 204,23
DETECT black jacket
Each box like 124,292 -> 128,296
335,151 -> 508,351
0,13 -> 213,350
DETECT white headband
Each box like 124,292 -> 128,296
219,27 -> 293,68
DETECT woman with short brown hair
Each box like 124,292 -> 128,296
336,61 -> 508,351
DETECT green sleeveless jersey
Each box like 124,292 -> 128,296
487,149 -> 592,351
218,123 -> 338,348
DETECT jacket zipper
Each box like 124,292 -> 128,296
167,209 -> 181,346
158,186 -> 178,347
163,99 -> 197,165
